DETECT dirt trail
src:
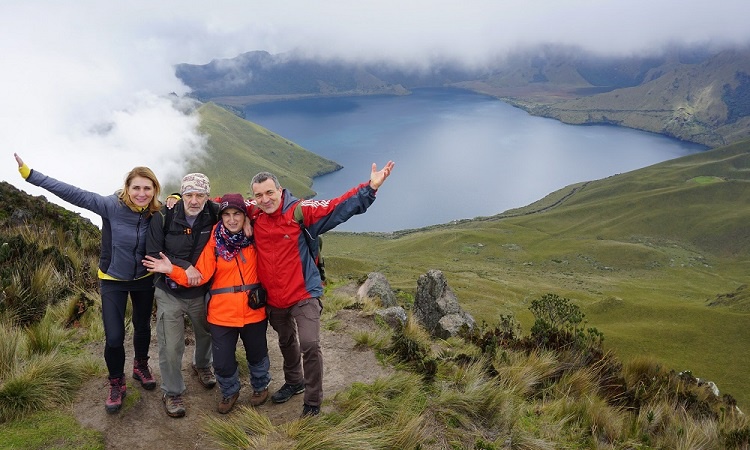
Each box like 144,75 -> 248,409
72,309 -> 391,450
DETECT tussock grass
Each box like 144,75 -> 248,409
553,367 -> 601,401
546,394 -> 627,444
436,358 -> 517,427
0,309 -> 98,423
0,319 -> 22,379
352,329 -> 391,350
204,396 -> 427,450
0,351 -> 84,422
203,406 -> 271,449
642,404 -> 720,449
205,298 -> 750,449
495,351 -> 559,397
25,319 -> 74,355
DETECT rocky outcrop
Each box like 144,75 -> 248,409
413,270 -> 475,339
356,272 -> 396,307
375,306 -> 407,330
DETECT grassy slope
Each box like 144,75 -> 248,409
165,102 -> 342,198
323,140 -> 750,408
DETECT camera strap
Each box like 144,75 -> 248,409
208,256 -> 260,295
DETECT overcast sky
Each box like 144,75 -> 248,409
2,0 -> 749,225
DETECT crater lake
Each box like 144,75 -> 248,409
244,88 -> 706,232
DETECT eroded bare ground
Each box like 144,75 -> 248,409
72,309 -> 391,450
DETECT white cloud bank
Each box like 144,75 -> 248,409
1,0 -> 749,224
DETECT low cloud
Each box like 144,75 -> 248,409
1,0 -> 748,225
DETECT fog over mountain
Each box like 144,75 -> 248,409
1,0 -> 749,225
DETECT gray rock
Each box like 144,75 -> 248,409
414,269 -> 475,339
10,208 -> 31,225
356,272 -> 397,307
375,306 -> 407,330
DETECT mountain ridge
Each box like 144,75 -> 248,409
176,44 -> 750,147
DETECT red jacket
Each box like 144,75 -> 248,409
168,223 -> 265,327
249,182 -> 377,308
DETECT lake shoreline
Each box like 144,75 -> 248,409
210,86 -> 713,148
242,88 -> 706,232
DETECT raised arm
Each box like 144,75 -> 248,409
13,153 -> 113,216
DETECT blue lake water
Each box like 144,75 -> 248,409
244,88 -> 706,232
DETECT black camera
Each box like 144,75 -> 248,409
247,286 -> 267,310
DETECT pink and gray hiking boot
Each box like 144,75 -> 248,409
133,358 -> 156,390
105,376 -> 127,413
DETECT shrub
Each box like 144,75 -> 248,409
528,293 -> 603,351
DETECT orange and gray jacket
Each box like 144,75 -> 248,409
167,223 -> 265,327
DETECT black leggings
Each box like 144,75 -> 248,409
100,277 -> 155,378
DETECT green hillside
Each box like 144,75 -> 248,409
322,140 -> 750,408
166,102 -> 342,198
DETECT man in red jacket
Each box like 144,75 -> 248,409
249,161 -> 394,417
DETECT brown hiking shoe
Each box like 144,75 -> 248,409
192,364 -> 217,389
250,388 -> 269,406
217,392 -> 239,414
163,393 -> 186,418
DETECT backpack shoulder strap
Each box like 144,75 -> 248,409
293,200 -> 304,225
293,200 -> 326,282
207,200 -> 220,222
162,206 -> 174,234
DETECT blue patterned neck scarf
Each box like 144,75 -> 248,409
214,222 -> 252,261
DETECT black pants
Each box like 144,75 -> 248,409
210,320 -> 271,393
100,277 -> 154,378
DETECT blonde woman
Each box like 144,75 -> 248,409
15,153 -> 161,414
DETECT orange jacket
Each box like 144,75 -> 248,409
168,224 -> 265,327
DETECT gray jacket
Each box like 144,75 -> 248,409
25,169 -> 153,281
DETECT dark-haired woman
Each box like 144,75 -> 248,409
143,193 -> 270,414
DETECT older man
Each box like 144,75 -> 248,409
146,173 -> 219,418
249,161 -> 394,417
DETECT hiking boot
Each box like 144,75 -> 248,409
105,376 -> 126,414
192,364 -> 216,389
217,392 -> 240,414
162,393 -> 186,418
133,358 -> 157,390
271,382 -> 305,404
250,388 -> 269,406
301,403 -> 320,417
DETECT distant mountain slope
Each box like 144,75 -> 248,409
176,44 -> 750,147
175,50 -> 485,102
172,102 -> 342,198
491,47 -> 750,147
